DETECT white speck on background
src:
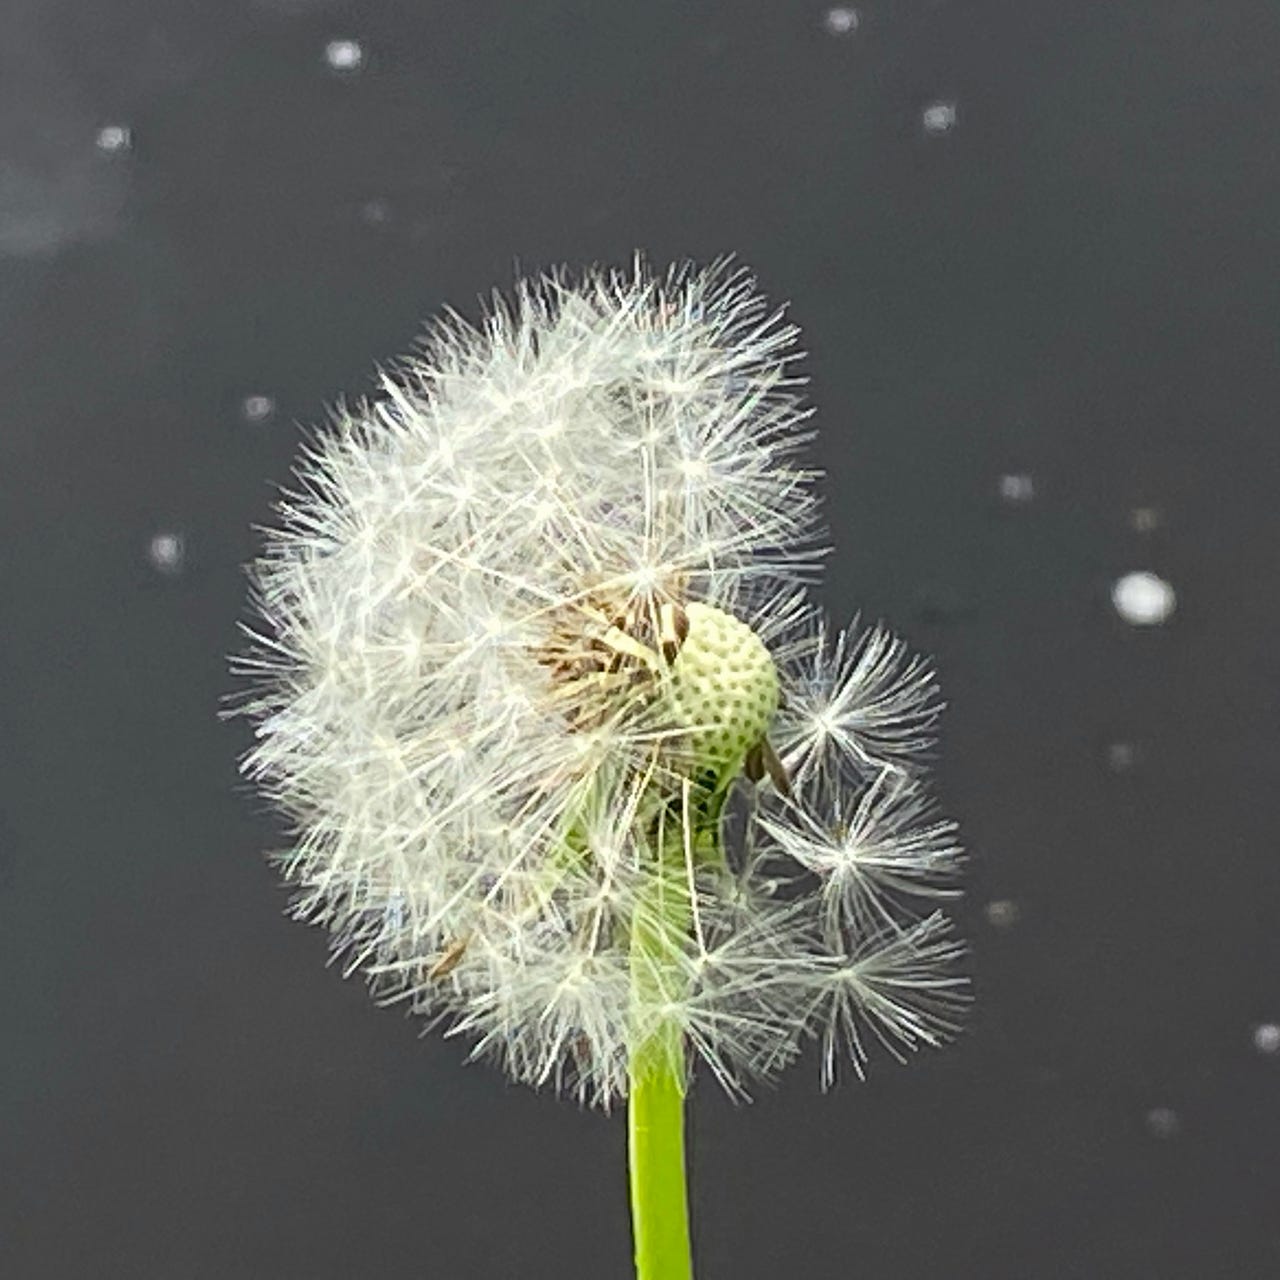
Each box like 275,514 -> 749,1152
359,197 -> 392,227
823,7 -> 860,36
1112,571 -> 1176,626
922,101 -> 957,135
148,532 -> 186,576
998,473 -> 1035,504
1253,1023 -> 1280,1055
324,39 -> 364,72
984,899 -> 1020,929
95,124 -> 132,155
1145,1107 -> 1180,1139
241,395 -> 276,424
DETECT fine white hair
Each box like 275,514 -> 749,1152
227,255 -> 966,1108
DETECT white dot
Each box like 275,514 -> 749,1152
998,473 -> 1035,504
1129,506 -> 1161,533
95,124 -> 132,155
1253,1023 -> 1280,1055
1111,571 -> 1176,626
324,38 -> 364,72
1145,1106 -> 1180,1139
1106,741 -> 1139,772
148,531 -> 186,576
359,197 -> 392,226
922,101 -> 958,135
823,7 -> 860,36
984,898 -> 1020,929
241,394 -> 276,424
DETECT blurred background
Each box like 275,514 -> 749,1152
3,2 -> 1278,1276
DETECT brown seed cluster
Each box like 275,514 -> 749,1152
533,584 -> 691,732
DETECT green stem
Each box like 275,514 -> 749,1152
628,1022 -> 692,1280
628,862 -> 694,1280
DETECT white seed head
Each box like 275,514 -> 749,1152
226,255 -> 966,1108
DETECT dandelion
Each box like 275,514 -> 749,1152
226,255 -> 967,1280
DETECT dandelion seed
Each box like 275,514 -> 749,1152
226,255 -> 966,1117
428,935 -> 470,980
808,912 -> 968,1087
758,768 -> 963,940
775,614 -> 944,791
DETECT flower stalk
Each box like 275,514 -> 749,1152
628,1047 -> 692,1280
628,853 -> 694,1280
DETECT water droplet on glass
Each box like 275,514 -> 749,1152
324,38 -> 364,73
997,473 -> 1035,505
95,124 -> 133,155
147,531 -> 186,576
922,101 -> 957,135
1253,1023 -> 1280,1055
1145,1106 -> 1180,1139
823,7 -> 860,36
1111,571 -> 1176,626
241,394 -> 276,425
984,898 -> 1020,929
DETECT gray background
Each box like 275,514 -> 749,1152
3,2 -> 1279,1276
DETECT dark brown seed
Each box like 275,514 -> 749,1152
760,738 -> 792,797
428,936 -> 469,979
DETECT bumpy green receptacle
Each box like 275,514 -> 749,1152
661,601 -> 779,795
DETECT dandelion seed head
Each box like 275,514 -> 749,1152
228,255 -> 966,1108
